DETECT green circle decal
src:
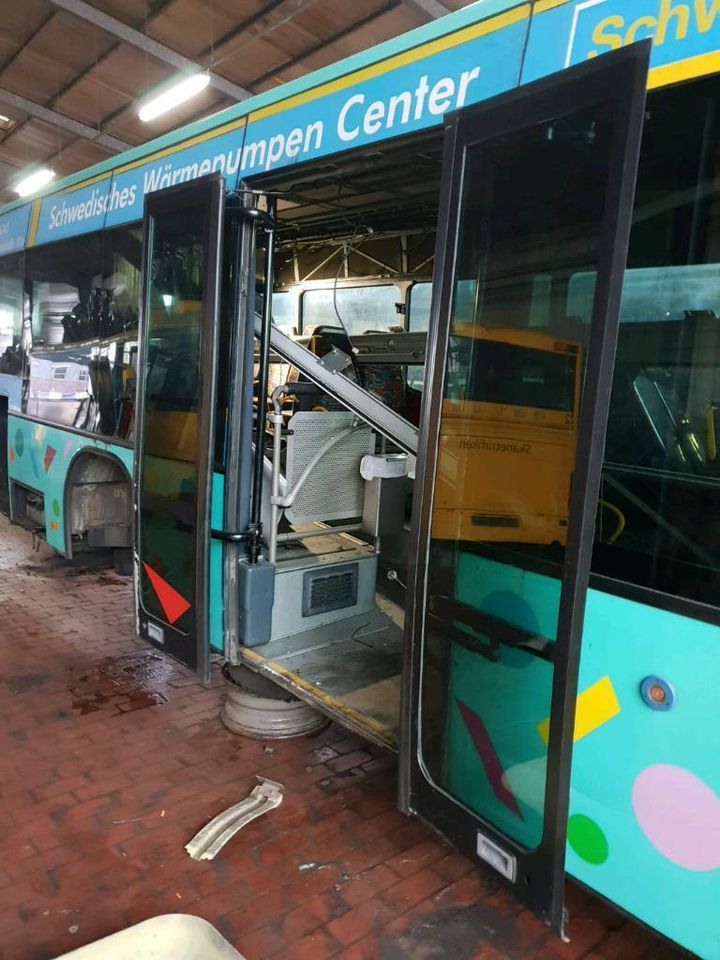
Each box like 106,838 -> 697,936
567,814 -> 609,865
52,498 -> 61,517
14,428 -> 24,457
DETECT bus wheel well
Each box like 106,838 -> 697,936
64,449 -> 132,562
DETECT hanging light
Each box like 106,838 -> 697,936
138,72 -> 211,123
14,167 -> 55,197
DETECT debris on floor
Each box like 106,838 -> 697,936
185,777 -> 284,861
0,517 -> 684,959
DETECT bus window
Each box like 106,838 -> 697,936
271,290 -> 295,334
591,78 -> 720,611
407,282 -> 432,390
407,281 -> 433,332
446,331 -> 577,411
301,284 -> 400,336
26,234 -> 103,345
407,281 -> 479,391
0,252 -> 24,372
99,227 -> 142,338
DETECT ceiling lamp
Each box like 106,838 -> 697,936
14,167 -> 55,197
138,72 -> 211,123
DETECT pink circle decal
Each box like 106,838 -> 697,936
632,764 -> 720,871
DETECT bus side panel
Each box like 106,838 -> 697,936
521,0 -> 720,90
572,590 -> 720,960
7,415 -> 132,554
448,553 -> 718,958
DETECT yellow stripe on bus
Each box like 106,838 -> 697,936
648,49 -> 720,88
248,4 -> 532,125
38,4 -> 531,193
532,0 -> 571,14
537,674 -> 621,746
114,116 -> 249,178
26,199 -> 42,248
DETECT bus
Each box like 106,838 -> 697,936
0,2 -> 717,956
432,325 -> 581,545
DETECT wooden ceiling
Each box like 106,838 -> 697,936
0,0 -> 474,203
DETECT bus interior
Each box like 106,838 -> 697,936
242,135 -> 445,747
236,119 -> 599,747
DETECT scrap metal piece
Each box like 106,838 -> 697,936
185,778 -> 283,861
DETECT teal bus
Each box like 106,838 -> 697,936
0,2 -> 718,955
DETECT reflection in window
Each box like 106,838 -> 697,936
21,226 -> 141,437
27,234 -> 102,344
420,103 -> 613,852
445,333 -> 576,411
0,252 -> 25,374
25,227 -> 141,346
27,338 -> 138,439
302,285 -> 400,336
100,227 -> 142,337
139,203 -> 207,632
592,78 -> 720,609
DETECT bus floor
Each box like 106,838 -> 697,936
0,514 -> 684,960
239,594 -> 404,751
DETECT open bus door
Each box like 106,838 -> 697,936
400,44 -> 650,932
134,175 -> 224,681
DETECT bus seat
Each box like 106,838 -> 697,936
358,364 -> 408,419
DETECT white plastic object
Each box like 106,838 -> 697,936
360,453 -> 408,481
51,914 -> 246,959
185,777 -> 284,861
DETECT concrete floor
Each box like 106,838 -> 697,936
0,517 -> 685,960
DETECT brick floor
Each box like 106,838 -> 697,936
0,518 -> 685,960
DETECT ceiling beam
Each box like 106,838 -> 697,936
0,87 -> 131,152
47,0 -> 251,101
403,0 -> 451,18
251,1 -> 401,88
204,0 -> 323,66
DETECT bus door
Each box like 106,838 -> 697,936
401,44 -> 649,931
134,175 -> 224,680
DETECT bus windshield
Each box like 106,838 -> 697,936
446,332 -> 578,412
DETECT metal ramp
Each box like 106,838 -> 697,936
256,315 -> 419,455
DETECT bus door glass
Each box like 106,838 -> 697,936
402,44 -> 649,930
135,175 -> 223,680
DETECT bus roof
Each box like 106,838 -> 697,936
0,0 -> 716,253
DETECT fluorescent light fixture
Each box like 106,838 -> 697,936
0,114 -> 10,123
138,72 -> 210,123
14,167 -> 55,197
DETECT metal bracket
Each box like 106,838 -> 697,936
318,346 -> 354,374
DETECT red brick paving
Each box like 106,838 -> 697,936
0,519 -> 686,960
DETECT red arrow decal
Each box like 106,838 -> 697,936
456,698 -> 523,819
142,562 -> 191,625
